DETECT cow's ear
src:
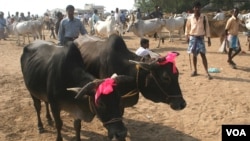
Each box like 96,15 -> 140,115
171,51 -> 180,56
74,79 -> 104,99
113,75 -> 134,85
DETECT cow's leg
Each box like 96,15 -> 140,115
23,35 -> 26,45
179,30 -> 182,40
27,34 -> 31,43
21,35 -> 25,45
153,32 -> 157,41
45,102 -> 53,126
245,36 -> 248,46
170,32 -> 174,42
248,36 -> 250,51
15,33 -> 21,45
17,36 -> 20,45
32,33 -> 37,41
31,95 -> 45,133
37,30 -> 40,39
157,38 -> 161,48
74,119 -> 81,141
168,32 -> 172,42
49,101 -> 63,141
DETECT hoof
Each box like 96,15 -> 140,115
47,120 -> 54,126
38,127 -> 45,133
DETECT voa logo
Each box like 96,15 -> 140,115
226,129 -> 246,136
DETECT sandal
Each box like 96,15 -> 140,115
227,60 -> 236,66
231,65 -> 237,69
191,71 -> 197,77
207,74 -> 213,80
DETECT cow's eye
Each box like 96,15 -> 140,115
96,100 -> 106,110
161,72 -> 171,82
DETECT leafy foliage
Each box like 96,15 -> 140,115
136,0 -> 250,14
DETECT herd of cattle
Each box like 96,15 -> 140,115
8,11 -> 250,141
5,11 -> 250,49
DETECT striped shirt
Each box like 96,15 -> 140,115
58,17 -> 87,44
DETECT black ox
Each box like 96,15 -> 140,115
75,34 -> 186,113
20,40 -> 131,141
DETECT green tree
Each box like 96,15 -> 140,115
136,0 -> 250,14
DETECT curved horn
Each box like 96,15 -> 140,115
112,75 -> 134,85
128,60 -> 141,64
67,87 -> 82,93
74,79 -> 104,99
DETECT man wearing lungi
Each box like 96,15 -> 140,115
185,1 -> 212,80
225,8 -> 241,69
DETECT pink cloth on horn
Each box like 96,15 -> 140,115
95,78 -> 116,104
158,52 -> 177,73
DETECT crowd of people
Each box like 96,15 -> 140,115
0,1 -> 248,77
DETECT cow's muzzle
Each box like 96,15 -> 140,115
106,121 -> 127,141
169,97 -> 186,110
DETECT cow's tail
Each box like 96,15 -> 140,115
183,19 -> 187,33
42,26 -> 45,40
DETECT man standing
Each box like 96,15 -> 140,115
91,9 -> 99,34
26,12 -> 32,21
58,5 -> 87,45
55,12 -> 63,37
185,1 -> 212,80
149,5 -> 163,19
225,8 -> 241,69
120,11 -> 126,32
136,8 -> 142,20
14,12 -> 19,22
114,8 -> 121,24
18,12 -> 27,22
0,12 -> 7,40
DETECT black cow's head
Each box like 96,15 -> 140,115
75,75 -> 133,141
130,52 -> 186,111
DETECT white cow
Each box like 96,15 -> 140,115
244,18 -> 250,51
212,12 -> 225,21
163,16 -> 185,42
245,18 -> 250,30
29,20 -> 44,39
12,20 -> 44,45
238,13 -> 250,22
126,18 -> 165,47
126,18 -> 165,37
172,12 -> 191,19
93,16 -> 123,38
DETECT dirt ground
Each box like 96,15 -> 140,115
0,28 -> 250,141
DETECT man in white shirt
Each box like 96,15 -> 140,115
135,38 -> 160,58
114,8 -> 121,24
213,9 -> 225,21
